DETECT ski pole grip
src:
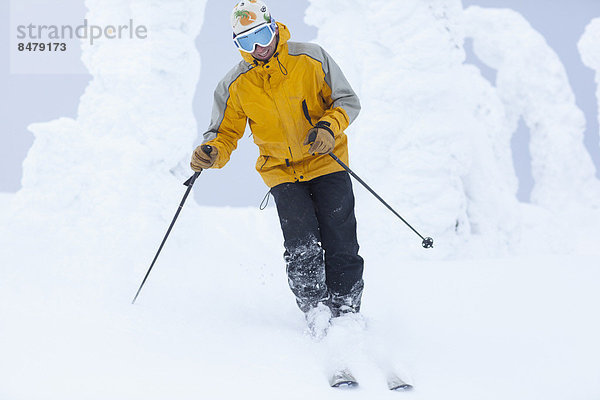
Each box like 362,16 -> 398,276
307,130 -> 317,144
201,144 -> 213,155
183,145 -> 212,187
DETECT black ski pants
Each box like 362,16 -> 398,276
270,171 -> 364,315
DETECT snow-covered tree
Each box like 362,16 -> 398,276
464,7 -> 600,211
16,0 -> 206,239
579,17 -> 600,149
306,0 -> 521,257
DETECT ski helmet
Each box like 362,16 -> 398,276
231,0 -> 272,36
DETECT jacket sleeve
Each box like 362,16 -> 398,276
202,67 -> 248,169
317,48 -> 361,136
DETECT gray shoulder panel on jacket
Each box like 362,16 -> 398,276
288,42 -> 360,124
203,60 -> 253,142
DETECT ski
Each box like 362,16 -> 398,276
329,369 -> 358,388
386,373 -> 413,391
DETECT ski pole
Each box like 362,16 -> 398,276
131,144 -> 212,304
302,102 -> 433,248
327,153 -> 433,249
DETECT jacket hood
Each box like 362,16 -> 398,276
239,22 -> 291,64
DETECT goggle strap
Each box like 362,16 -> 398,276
233,19 -> 275,38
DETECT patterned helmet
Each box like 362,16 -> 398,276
231,0 -> 272,36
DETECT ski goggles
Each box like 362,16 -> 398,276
233,21 -> 277,53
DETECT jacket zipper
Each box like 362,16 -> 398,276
288,147 -> 299,179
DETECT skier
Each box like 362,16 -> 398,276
191,0 -> 364,339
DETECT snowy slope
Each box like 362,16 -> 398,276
2,0 -> 600,399
2,211 -> 600,399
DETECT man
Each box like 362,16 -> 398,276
191,1 -> 364,339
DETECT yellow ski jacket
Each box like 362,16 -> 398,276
202,23 -> 360,188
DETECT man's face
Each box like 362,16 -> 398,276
251,27 -> 279,62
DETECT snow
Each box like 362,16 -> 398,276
306,0 -> 522,258
2,0 -> 600,399
2,219 -> 600,399
464,6 -> 600,210
579,18 -> 600,139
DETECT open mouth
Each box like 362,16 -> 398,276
255,46 -> 270,58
